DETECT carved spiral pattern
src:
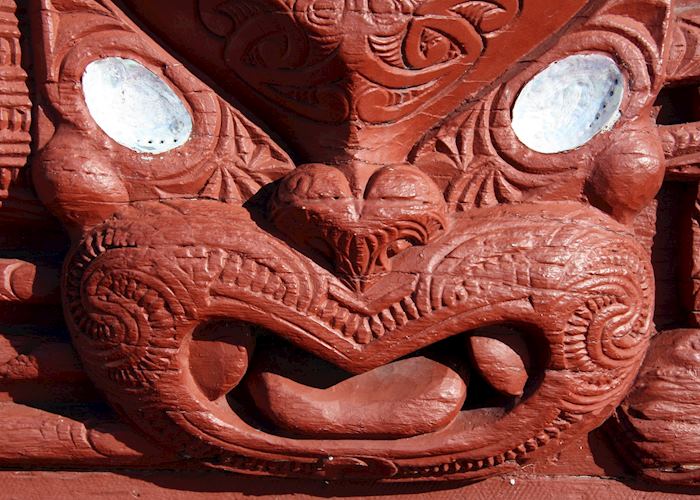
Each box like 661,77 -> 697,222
78,267 -> 180,386
198,0 -> 521,125
561,249 -> 653,373
65,233 -> 194,389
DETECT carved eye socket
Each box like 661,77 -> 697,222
82,57 -> 193,154
511,54 -> 624,154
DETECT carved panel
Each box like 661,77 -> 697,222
0,0 -> 697,493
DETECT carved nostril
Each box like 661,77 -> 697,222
365,164 -> 445,204
270,163 -> 447,291
386,238 -> 416,258
279,164 -> 352,200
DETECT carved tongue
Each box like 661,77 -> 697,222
467,327 -> 531,398
245,346 -> 467,439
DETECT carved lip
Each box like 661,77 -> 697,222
67,198 -> 651,479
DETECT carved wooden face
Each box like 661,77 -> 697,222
32,0 -> 671,481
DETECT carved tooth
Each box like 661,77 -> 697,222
401,297 -> 420,319
525,439 -> 538,452
455,285 -> 469,302
321,300 -> 339,322
189,321 -> 254,401
545,427 -> 560,437
282,289 -> 298,307
442,282 -> 458,307
262,274 -> 282,295
342,314 -> 361,338
272,282 -> 287,301
355,319 -> 372,344
331,307 -> 350,330
391,302 -> 408,326
468,327 -> 531,397
369,315 -> 385,338
250,265 -> 270,292
235,260 -> 257,288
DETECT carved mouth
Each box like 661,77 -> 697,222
222,328 -> 540,442
66,199 -> 654,480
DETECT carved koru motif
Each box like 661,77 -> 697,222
197,0 -> 520,124
149,0 -> 587,163
30,0 -> 680,482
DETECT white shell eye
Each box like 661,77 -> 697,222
511,54 -> 624,154
82,57 -> 192,154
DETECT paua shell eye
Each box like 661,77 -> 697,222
511,54 -> 624,154
82,57 -> 193,154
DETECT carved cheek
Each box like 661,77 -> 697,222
33,127 -> 128,230
588,118 -> 665,224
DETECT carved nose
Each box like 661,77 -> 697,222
269,163 -> 447,291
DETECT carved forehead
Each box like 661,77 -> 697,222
134,0 -> 587,163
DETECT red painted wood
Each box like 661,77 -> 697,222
0,0 -> 696,493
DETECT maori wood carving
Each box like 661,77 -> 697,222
0,0 -> 697,491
